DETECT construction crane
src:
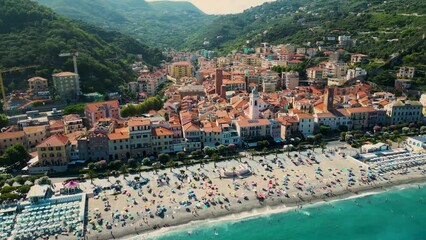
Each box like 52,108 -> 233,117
0,65 -> 38,109
59,51 -> 79,74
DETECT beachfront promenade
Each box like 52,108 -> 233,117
73,143 -> 426,240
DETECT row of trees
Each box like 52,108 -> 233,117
120,97 -> 163,117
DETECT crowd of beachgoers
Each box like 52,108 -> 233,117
72,145 -> 426,240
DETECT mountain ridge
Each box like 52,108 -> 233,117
0,0 -> 165,93
35,0 -> 216,49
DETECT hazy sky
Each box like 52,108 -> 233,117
146,0 -> 276,14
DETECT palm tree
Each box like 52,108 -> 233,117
183,159 -> 190,169
166,160 -> 176,172
152,162 -> 161,174
397,137 -> 403,148
87,170 -> 96,185
120,165 -> 129,179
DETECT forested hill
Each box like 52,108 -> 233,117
35,0 -> 216,49
0,0 -> 165,93
185,0 -> 426,59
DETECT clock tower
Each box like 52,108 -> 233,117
323,87 -> 335,112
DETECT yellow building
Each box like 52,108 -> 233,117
23,125 -> 48,149
28,77 -> 48,93
0,131 -> 28,155
169,62 -> 193,79
62,114 -> 84,134
36,134 -> 70,167
151,127 -> 174,154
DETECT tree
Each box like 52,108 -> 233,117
402,127 -> 410,133
152,162 -> 161,174
120,97 -> 164,117
176,152 -> 185,161
211,153 -> 219,162
191,150 -> 202,157
340,132 -> 347,141
0,114 -> 8,129
127,158 -> 138,168
86,170 -> 96,185
203,146 -> 214,156
218,145 -> 228,155
37,176 -> 51,185
338,125 -> 348,132
158,153 -> 170,164
63,104 -> 85,115
119,165 -> 129,176
0,144 -> 30,167
182,159 -> 190,169
142,157 -> 151,166
108,160 -> 123,170
166,160 -> 176,172
314,134 -> 323,144
319,125 -> 331,135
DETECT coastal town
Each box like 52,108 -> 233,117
0,38 -> 426,240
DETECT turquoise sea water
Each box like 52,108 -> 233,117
148,185 -> 426,240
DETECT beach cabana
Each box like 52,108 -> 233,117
64,181 -> 80,194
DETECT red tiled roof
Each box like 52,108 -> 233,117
85,100 -> 119,112
52,72 -> 77,77
37,134 -> 69,147
152,127 -> 173,136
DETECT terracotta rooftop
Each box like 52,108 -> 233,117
85,100 -> 119,112
346,107 -> 376,113
183,122 -> 200,132
152,127 -> 173,136
236,118 -> 271,127
28,77 -> 47,82
37,134 -> 69,147
52,72 -> 78,77
23,125 -> 46,134
0,131 -> 25,140
108,131 -> 129,140
127,118 -> 151,127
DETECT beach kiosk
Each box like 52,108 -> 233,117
26,185 -> 53,204
63,180 -> 80,194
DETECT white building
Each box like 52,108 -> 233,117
397,66 -> 415,79
52,72 -> 80,98
384,100 -> 423,125
406,136 -> 426,152
296,113 -> 314,136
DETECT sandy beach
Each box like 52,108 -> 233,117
79,146 -> 426,240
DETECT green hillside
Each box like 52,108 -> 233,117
0,0 -> 165,93
35,0 -> 216,49
185,0 -> 426,59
